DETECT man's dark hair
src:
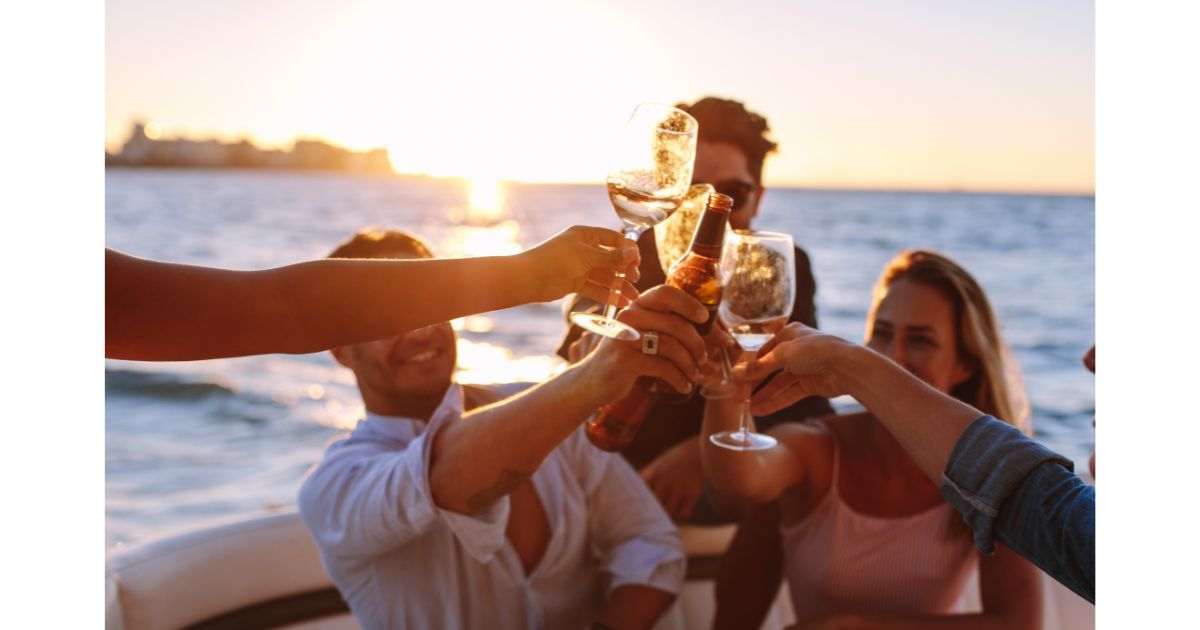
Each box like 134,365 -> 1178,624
675,96 -> 779,184
327,227 -> 435,260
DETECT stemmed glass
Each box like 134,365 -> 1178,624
708,230 -> 796,451
654,183 -> 715,274
569,103 -> 699,341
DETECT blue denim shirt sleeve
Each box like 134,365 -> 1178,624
940,415 -> 1095,603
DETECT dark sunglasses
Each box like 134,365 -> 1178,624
696,179 -> 757,210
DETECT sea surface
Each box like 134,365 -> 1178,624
105,168 -> 1095,548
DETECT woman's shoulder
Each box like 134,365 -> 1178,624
769,413 -> 840,458
770,413 -> 842,514
773,411 -> 880,456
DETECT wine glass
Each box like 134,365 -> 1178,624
708,230 -> 796,451
654,183 -> 715,274
569,103 -> 699,341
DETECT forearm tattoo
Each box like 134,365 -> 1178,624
466,468 -> 531,512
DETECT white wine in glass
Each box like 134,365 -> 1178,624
570,103 -> 699,341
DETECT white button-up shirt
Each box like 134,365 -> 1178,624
299,382 -> 685,630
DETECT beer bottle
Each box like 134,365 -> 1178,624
585,385 -> 657,452
647,191 -> 732,402
587,192 -> 733,450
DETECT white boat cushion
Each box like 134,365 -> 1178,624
106,511 -> 336,630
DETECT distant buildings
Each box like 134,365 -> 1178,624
106,122 -> 393,175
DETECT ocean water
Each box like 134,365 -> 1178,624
105,169 -> 1095,548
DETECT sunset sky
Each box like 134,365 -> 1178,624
106,0 -> 1093,194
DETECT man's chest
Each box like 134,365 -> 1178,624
505,479 -> 553,576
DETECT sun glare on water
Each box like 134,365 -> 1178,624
441,177 -> 522,258
454,338 -> 564,385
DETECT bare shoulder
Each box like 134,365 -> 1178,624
768,414 -> 842,510
768,415 -> 837,461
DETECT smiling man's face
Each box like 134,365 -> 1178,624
335,323 -> 458,409
324,235 -> 457,417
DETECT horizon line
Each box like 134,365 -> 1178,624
446,175 -> 1096,198
104,164 -> 1096,198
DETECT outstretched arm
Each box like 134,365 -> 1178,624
739,324 -> 1095,602
105,226 -> 639,360
429,285 -> 710,514
736,324 -> 979,483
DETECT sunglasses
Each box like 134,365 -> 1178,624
696,179 -> 757,210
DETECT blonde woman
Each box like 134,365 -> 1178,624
703,250 -> 1042,628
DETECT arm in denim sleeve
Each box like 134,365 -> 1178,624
940,415 -> 1095,603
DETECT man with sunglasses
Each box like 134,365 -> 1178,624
558,97 -> 832,527
559,97 -> 832,628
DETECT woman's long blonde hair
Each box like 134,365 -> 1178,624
866,250 -> 1031,434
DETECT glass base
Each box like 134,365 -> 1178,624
570,312 -> 641,341
709,430 -> 778,451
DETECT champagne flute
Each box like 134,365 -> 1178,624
654,183 -> 715,274
709,230 -> 796,451
569,103 -> 698,341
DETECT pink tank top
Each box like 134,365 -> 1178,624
781,432 -> 978,622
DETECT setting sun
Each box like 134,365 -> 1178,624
107,0 -> 1094,193
467,177 -> 505,223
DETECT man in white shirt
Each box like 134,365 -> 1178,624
300,228 -> 712,629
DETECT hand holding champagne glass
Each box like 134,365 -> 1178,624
708,230 -> 796,451
570,103 -> 699,341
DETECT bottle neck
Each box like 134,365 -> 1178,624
687,207 -> 729,258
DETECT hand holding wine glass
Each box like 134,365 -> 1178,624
519,225 -> 642,304
730,323 -> 857,414
708,230 -> 796,451
570,103 -> 699,342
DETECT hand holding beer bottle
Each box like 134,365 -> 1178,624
580,286 -> 711,451
646,191 -> 733,402
586,192 -> 739,451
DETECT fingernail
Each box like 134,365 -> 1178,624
621,248 -> 638,263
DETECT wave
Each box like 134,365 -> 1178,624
106,369 -> 237,401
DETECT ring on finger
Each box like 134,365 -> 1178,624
641,331 -> 660,356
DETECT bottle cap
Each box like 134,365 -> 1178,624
707,192 -> 734,211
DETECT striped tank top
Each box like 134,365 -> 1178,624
781,431 -> 978,622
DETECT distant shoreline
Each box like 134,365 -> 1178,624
103,166 -> 1094,199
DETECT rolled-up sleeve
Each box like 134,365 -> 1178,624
940,415 -> 1095,602
298,414 -> 509,563
570,431 -> 685,595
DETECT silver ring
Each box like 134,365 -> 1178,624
641,331 -> 660,356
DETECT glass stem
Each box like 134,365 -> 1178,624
601,226 -> 645,320
739,396 -> 754,439
737,352 -> 754,439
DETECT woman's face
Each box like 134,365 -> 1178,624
867,277 -> 974,395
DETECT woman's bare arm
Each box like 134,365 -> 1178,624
700,392 -> 817,503
737,325 -> 981,485
106,226 -> 638,360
